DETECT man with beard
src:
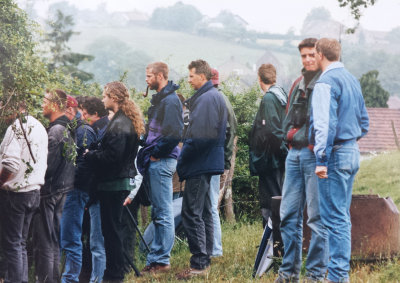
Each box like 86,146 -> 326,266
140,62 -> 183,274
33,89 -> 75,283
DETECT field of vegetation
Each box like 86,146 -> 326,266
124,151 -> 400,282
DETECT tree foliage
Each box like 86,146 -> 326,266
44,9 -> 94,82
220,79 -> 261,219
338,0 -> 376,21
149,1 -> 202,33
0,0 -> 49,132
360,70 -> 390,108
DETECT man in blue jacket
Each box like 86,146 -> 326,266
141,62 -> 183,274
310,38 -> 369,283
176,60 -> 227,280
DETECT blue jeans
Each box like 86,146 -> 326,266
89,202 -> 106,283
147,158 -> 176,265
60,189 -> 105,283
279,148 -> 328,282
319,141 -> 360,283
210,175 -> 223,256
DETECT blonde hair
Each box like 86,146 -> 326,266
316,38 -> 341,61
104,81 -> 145,136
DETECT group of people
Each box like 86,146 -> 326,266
0,37 -> 368,283
0,59 -> 237,283
250,38 -> 369,283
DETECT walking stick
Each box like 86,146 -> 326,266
124,206 -> 151,253
124,251 -> 141,277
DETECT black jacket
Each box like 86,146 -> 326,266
85,110 -> 139,182
74,119 -> 96,192
41,115 -> 75,197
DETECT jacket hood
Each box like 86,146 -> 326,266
150,81 -> 179,105
269,85 -> 287,107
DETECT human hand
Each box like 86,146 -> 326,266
150,156 -> 160,162
315,166 -> 328,179
123,197 -> 133,206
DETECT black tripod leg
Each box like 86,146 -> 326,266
124,206 -> 151,253
124,252 -> 141,277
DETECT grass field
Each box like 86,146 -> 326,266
354,151 -> 400,208
123,151 -> 400,282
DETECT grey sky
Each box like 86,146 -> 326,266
26,0 -> 400,34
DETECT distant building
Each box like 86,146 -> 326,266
110,10 -> 149,26
217,56 -> 256,90
358,108 -> 400,154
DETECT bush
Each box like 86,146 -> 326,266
220,78 -> 262,219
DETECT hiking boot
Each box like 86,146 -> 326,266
176,266 -> 210,280
141,263 -> 171,275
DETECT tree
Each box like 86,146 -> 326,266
43,10 -> 94,82
149,2 -> 202,33
337,0 -> 376,32
81,36 -> 153,91
0,0 -> 49,135
337,0 -> 376,21
360,70 -> 390,108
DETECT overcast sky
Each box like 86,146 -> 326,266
23,0 -> 400,34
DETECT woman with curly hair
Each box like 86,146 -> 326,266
85,81 -> 145,283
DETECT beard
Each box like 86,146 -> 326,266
148,80 -> 159,91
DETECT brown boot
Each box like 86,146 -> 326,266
176,267 -> 210,280
141,263 -> 171,275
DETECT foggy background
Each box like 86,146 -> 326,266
16,0 -> 400,105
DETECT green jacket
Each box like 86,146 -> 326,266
222,94 -> 238,170
283,70 -> 321,149
249,85 -> 287,175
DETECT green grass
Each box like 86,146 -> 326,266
122,151 -> 400,282
354,151 -> 400,209
125,221 -> 400,282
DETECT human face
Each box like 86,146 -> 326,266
146,69 -> 160,91
42,93 -> 54,119
300,47 -> 318,72
188,68 -> 206,90
82,108 -> 99,125
102,91 -> 115,111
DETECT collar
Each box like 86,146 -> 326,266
185,80 -> 214,110
321,61 -> 344,77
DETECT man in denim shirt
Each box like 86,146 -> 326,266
310,38 -> 369,283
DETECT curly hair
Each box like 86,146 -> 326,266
82,96 -> 108,117
103,81 -> 145,136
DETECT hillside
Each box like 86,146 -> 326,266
354,151 -> 400,208
68,24 -> 300,90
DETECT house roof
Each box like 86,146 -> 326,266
358,108 -> 400,153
